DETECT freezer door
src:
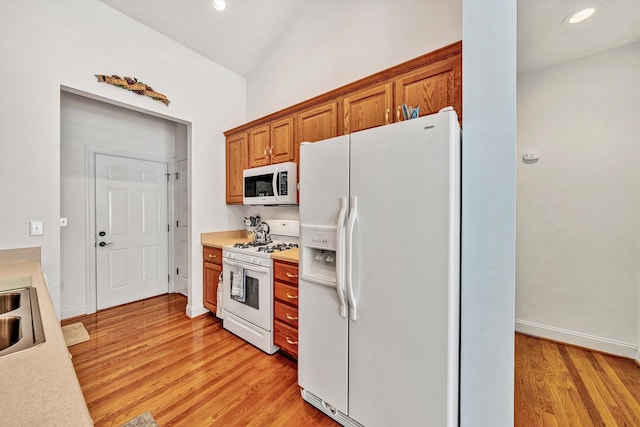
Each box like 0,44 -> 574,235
298,135 -> 350,414
299,135 -> 350,227
347,110 -> 461,426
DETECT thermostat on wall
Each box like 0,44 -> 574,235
523,151 -> 540,161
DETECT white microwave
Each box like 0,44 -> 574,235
243,162 -> 298,205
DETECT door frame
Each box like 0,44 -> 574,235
174,157 -> 188,296
84,146 -> 176,314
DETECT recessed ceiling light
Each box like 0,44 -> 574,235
212,0 -> 226,11
562,3 -> 601,25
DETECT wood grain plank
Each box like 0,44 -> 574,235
63,294 -> 338,427
516,332 -> 640,427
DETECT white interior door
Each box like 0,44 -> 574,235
95,154 -> 169,310
176,159 -> 188,296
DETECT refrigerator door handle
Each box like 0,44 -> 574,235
336,197 -> 348,318
346,196 -> 358,320
273,166 -> 280,201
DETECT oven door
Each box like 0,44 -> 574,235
222,258 -> 273,331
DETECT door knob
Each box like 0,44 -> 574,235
98,242 -> 113,247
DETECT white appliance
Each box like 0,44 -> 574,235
243,162 -> 298,205
298,108 -> 461,427
222,220 -> 299,354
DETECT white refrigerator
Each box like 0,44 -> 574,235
298,107 -> 461,427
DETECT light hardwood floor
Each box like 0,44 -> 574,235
515,333 -> 640,426
62,294 -> 338,426
63,295 -> 640,426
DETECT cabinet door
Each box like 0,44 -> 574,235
249,125 -> 271,168
226,132 -> 248,204
296,101 -> 338,144
343,83 -> 392,134
203,261 -> 221,312
270,117 -> 295,164
394,55 -> 462,123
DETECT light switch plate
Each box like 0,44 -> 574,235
30,220 -> 44,236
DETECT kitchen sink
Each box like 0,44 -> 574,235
0,317 -> 22,351
0,292 -> 21,315
0,287 -> 45,357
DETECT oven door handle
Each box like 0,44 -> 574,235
223,259 -> 271,274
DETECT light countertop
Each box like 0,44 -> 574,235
271,248 -> 299,264
0,261 -> 93,426
201,230 -> 249,249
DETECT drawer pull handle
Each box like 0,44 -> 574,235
208,254 -> 217,258
286,314 -> 298,320
285,272 -> 298,278
286,293 -> 298,299
286,337 -> 298,345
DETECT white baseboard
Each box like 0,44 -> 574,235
186,303 -> 208,319
515,319 -> 638,359
61,306 -> 87,320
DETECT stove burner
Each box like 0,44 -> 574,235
233,240 -> 272,249
257,243 -> 299,253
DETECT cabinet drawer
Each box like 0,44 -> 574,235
274,261 -> 299,285
203,246 -> 222,265
274,281 -> 299,306
274,300 -> 298,328
274,320 -> 298,358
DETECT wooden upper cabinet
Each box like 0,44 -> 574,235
343,83 -> 392,134
270,117 -> 295,164
249,118 -> 295,168
296,101 -> 338,144
249,125 -> 270,168
394,55 -> 462,123
225,132 -> 248,204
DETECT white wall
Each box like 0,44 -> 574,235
60,91 -> 179,319
246,0 -> 462,120
0,0 -> 246,318
516,43 -> 640,357
460,1 -> 516,425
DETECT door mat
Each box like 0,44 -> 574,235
121,411 -> 159,427
61,322 -> 90,347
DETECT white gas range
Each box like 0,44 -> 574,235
221,220 -> 299,354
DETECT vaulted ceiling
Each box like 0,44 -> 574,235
100,0 -> 640,77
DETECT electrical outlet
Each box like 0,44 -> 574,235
60,217 -> 68,227
30,220 -> 44,236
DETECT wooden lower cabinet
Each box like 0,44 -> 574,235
273,260 -> 299,359
203,246 -> 222,313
